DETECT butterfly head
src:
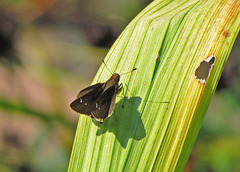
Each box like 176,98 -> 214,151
110,73 -> 120,82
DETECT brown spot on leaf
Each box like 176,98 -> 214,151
223,31 -> 230,37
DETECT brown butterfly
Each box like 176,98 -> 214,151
70,61 -> 137,123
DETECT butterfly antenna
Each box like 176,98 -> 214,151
120,67 -> 137,76
102,60 -> 113,75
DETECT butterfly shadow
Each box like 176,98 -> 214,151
93,96 -> 146,148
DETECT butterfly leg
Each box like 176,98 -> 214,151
118,83 -> 124,95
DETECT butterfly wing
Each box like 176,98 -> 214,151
77,83 -> 103,98
70,83 -> 104,116
91,85 -> 118,122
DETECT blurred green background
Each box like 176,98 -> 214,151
0,0 -> 239,172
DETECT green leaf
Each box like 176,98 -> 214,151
68,0 -> 240,171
